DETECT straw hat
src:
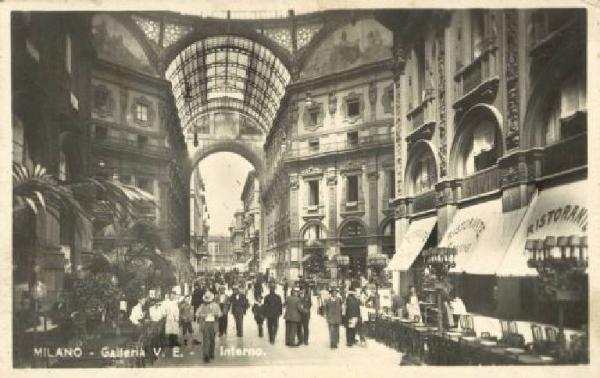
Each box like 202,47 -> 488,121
203,291 -> 214,302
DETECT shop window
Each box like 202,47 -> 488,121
135,103 -> 149,123
347,99 -> 360,117
137,135 -> 148,149
95,125 -> 107,140
347,175 -> 359,203
465,120 -> 499,175
471,10 -> 485,60
308,139 -> 320,152
347,131 -> 359,146
308,180 -> 319,206
543,73 -> 587,145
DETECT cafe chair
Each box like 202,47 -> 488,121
499,320 -> 524,348
530,324 -> 555,356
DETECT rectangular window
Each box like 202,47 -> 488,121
347,175 -> 359,202
309,109 -> 319,126
471,10 -> 485,60
65,33 -> 72,74
347,99 -> 360,117
308,180 -> 319,206
308,139 -> 319,152
136,103 -> 149,122
137,135 -> 148,149
347,131 -> 359,146
95,125 -> 108,140
415,43 -> 426,102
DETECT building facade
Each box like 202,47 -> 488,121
385,9 -> 587,326
189,165 -> 210,273
12,12 -> 95,304
89,13 -> 190,251
262,17 -> 397,281
205,236 -> 236,272
241,171 -> 261,273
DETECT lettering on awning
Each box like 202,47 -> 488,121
527,204 -> 587,235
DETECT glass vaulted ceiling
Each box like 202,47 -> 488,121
166,35 -> 291,134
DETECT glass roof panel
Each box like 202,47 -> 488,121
167,35 -> 290,133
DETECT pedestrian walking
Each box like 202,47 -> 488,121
217,285 -> 230,337
229,285 -> 249,337
324,286 -> 343,349
164,292 -> 180,347
129,297 -> 146,327
284,287 -> 303,347
283,279 -> 289,300
195,291 -> 222,363
252,295 -> 265,338
179,295 -> 194,346
298,289 -> 312,345
263,283 -> 282,344
344,290 -> 361,347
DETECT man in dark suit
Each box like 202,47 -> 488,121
345,290 -> 361,347
298,288 -> 312,345
391,289 -> 406,317
263,283 -> 283,344
324,286 -> 343,348
283,287 -> 302,346
229,285 -> 249,337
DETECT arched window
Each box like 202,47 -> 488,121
58,150 -> 68,181
463,119 -> 500,175
410,155 -> 437,194
543,72 -> 586,146
303,224 -> 323,241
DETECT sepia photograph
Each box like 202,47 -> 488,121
6,1 -> 592,370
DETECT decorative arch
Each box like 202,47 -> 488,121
379,216 -> 395,236
404,140 -> 439,195
160,22 -> 294,74
448,104 -> 504,178
300,220 -> 328,240
522,45 -> 586,148
189,140 -> 265,179
337,217 -> 368,238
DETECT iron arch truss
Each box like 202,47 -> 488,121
165,35 -> 291,134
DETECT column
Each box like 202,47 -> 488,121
435,179 -> 459,241
288,174 -> 300,280
326,168 -> 339,278
367,169 -> 379,258
391,196 -> 412,296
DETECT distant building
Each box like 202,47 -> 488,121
205,235 -> 236,272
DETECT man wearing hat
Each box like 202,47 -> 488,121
263,283 -> 283,344
344,289 -> 362,347
229,285 -> 249,337
283,287 -> 303,347
324,286 -> 343,349
195,291 -> 222,363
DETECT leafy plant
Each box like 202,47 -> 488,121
69,273 -> 118,318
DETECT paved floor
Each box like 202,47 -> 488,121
153,292 -> 402,367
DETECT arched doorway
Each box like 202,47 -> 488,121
338,219 -> 368,278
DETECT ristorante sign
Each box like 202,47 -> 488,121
527,204 -> 588,235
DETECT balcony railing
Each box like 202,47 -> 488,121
93,136 -> 169,157
454,37 -> 497,102
461,165 -> 500,199
407,88 -> 436,132
284,131 -> 393,160
542,133 -> 587,177
412,189 -> 437,213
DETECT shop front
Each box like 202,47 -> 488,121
438,197 -> 527,315
387,215 -> 437,296
339,221 -> 368,277
496,180 -> 588,326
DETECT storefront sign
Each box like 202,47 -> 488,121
527,204 -> 587,235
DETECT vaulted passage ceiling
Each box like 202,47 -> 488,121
165,35 -> 291,134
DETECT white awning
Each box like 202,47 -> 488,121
439,197 -> 527,275
497,180 -> 588,277
387,216 -> 436,271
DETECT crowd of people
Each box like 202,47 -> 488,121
126,272 -> 387,362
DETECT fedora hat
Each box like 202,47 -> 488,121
203,291 -> 214,302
